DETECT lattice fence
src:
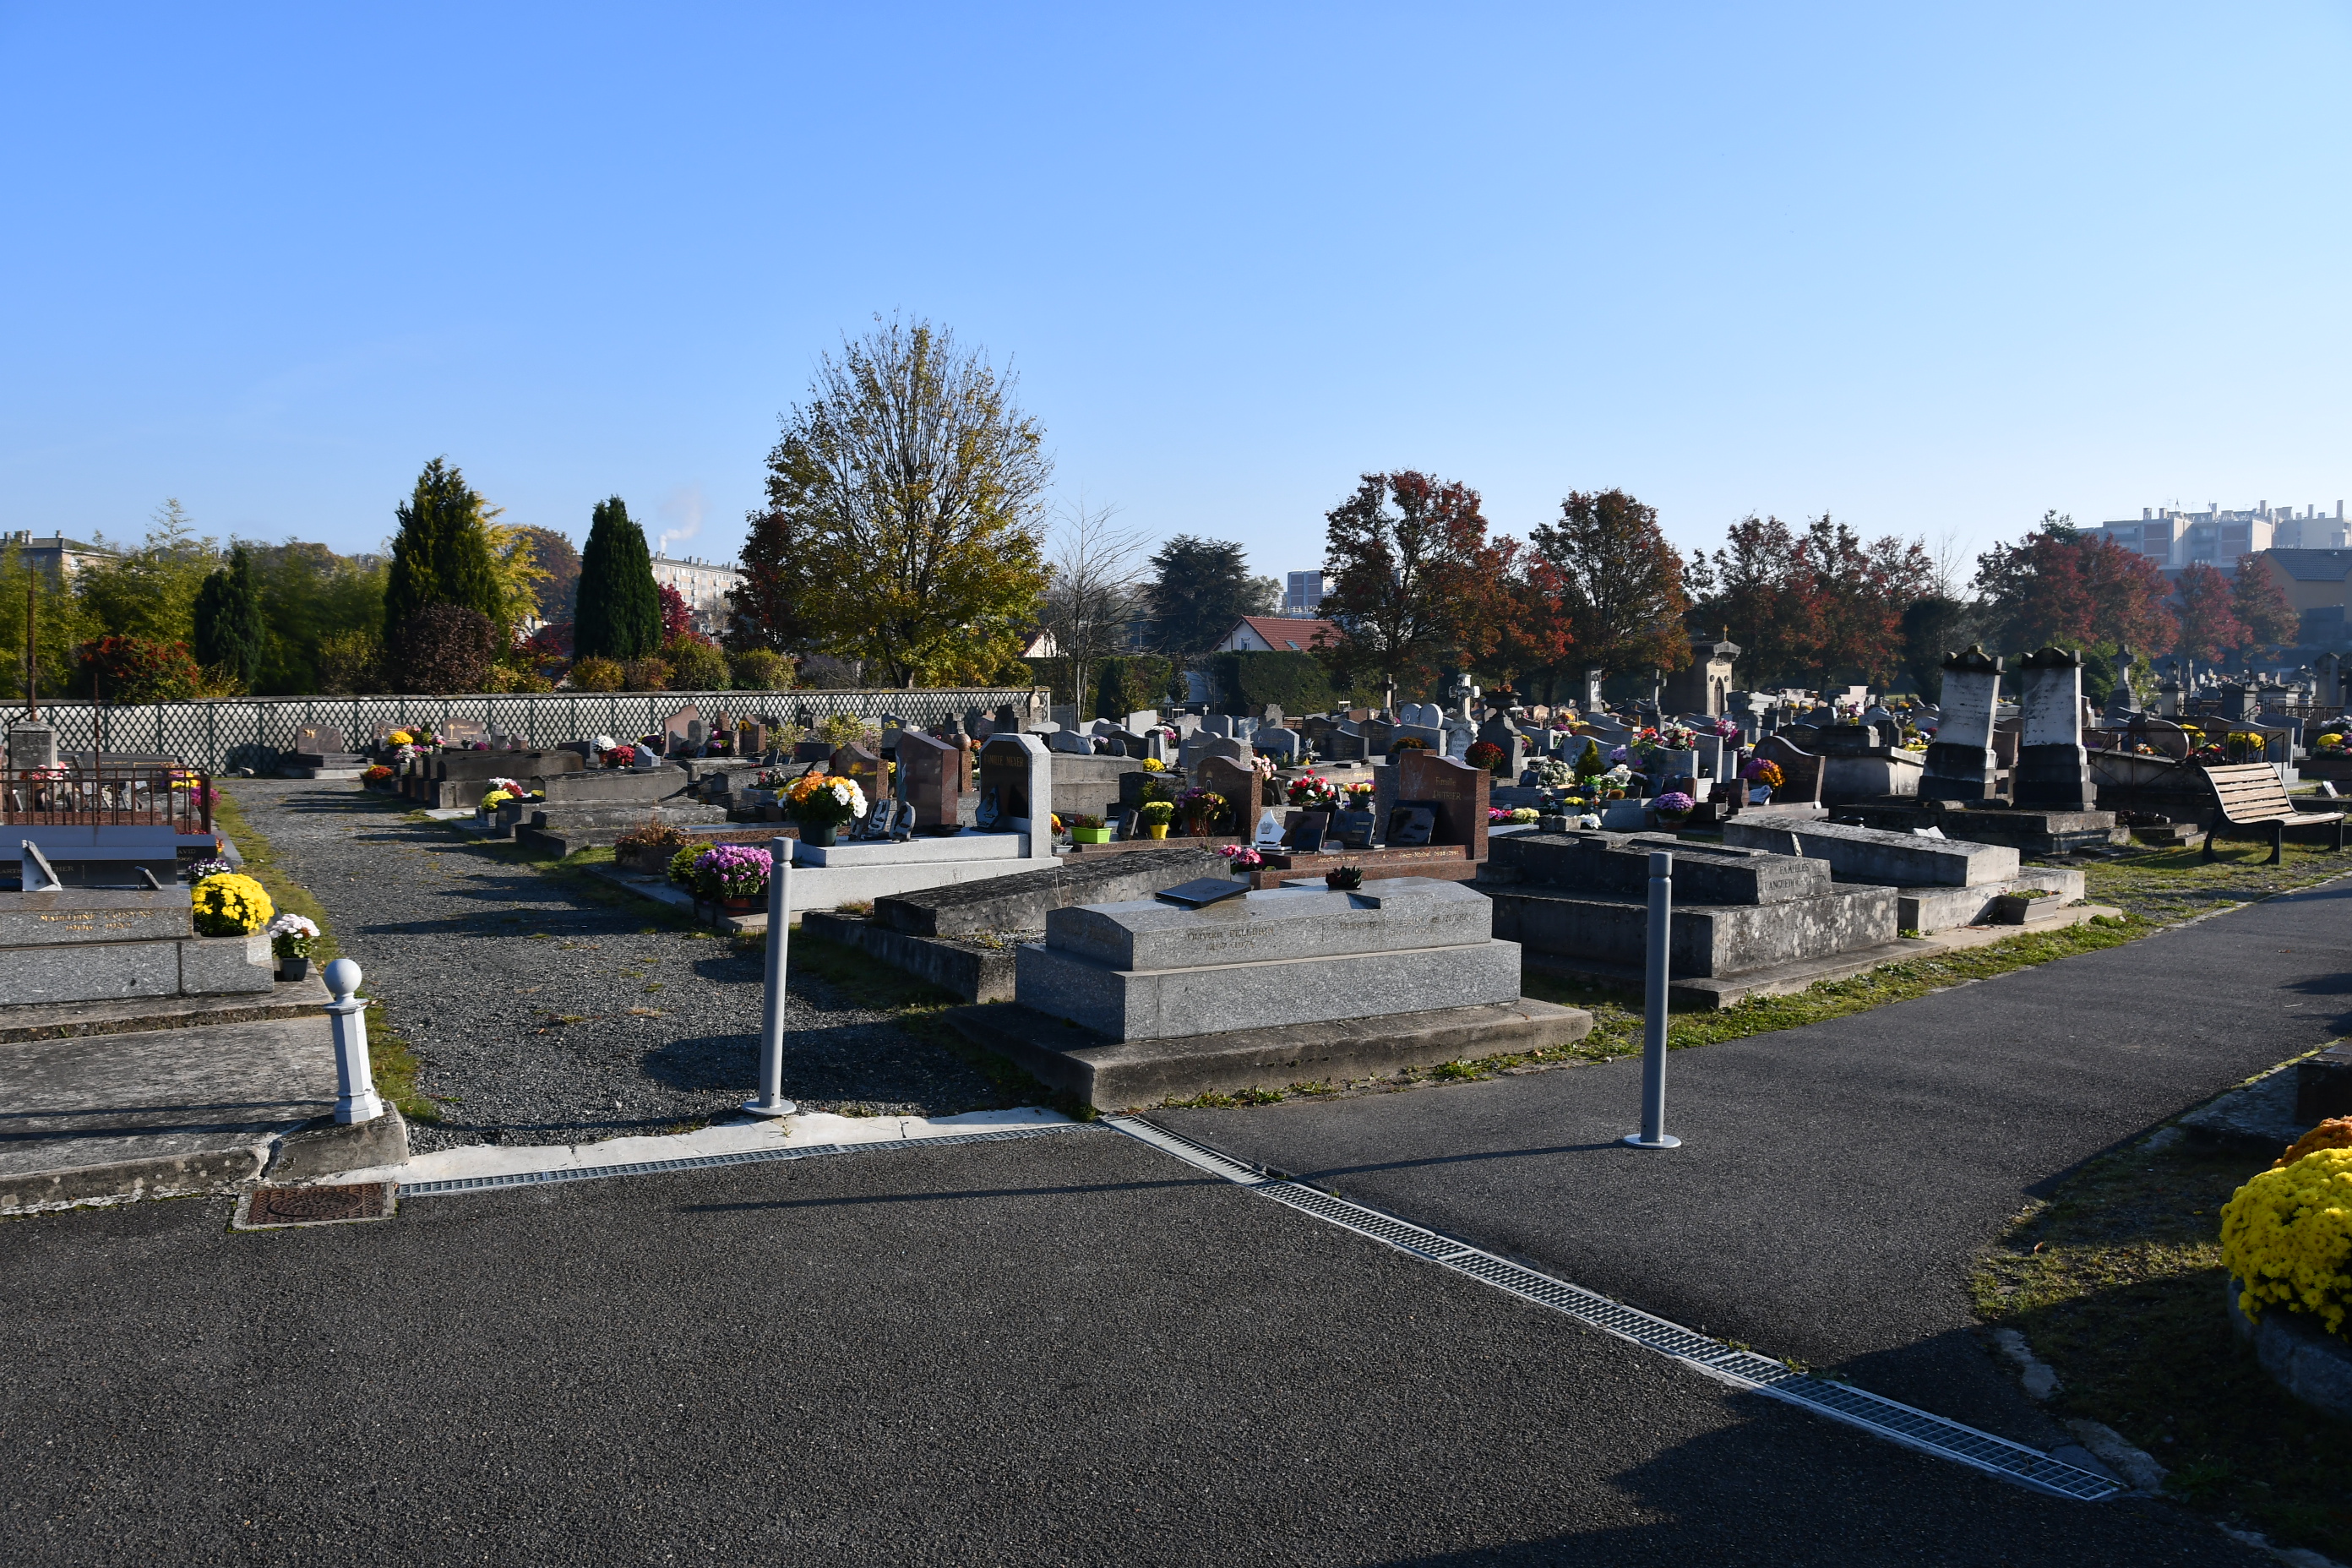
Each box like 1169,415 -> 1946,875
0,689 -> 1048,773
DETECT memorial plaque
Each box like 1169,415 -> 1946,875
1386,803 -> 1437,847
293,723 -> 343,754
440,718 -> 487,746
1154,877 -> 1250,909
1331,808 -> 1376,850
1289,809 -> 1331,853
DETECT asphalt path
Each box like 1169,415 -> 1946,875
2,1128 -> 2257,1565
1161,874 -> 2352,1443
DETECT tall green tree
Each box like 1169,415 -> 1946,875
76,498 -> 216,645
1142,536 -> 1276,657
383,458 -> 503,647
192,544 -> 266,690
751,316 -> 1053,686
573,496 -> 662,662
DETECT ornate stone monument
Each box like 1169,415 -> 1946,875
1920,646 -> 2002,803
2014,647 -> 2094,811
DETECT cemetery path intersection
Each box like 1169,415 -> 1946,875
219,781 -> 1020,1152
1158,872 -> 2352,1455
2,1129 -> 2263,1565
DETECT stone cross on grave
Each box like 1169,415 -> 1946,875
1449,673 -> 1481,722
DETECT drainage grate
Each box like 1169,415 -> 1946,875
234,1182 -> 397,1229
397,1121 -> 1094,1198
1103,1116 -> 2119,1503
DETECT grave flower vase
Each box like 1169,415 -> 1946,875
802,822 -> 838,847
1146,824 -> 1169,839
720,895 -> 761,913
1072,826 -> 1111,845
276,956 -> 310,982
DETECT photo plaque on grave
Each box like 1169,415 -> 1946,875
1386,803 -> 1438,847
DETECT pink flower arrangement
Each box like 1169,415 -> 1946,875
692,843 -> 771,901
1219,845 -> 1263,870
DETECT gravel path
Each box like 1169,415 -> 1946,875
220,781 -> 1011,1153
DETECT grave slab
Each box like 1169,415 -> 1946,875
945,998 -> 1592,1110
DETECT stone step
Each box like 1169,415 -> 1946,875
0,971 -> 329,1043
945,997 -> 1592,1111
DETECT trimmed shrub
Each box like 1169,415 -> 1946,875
729,647 -> 790,690
623,656 -> 675,692
390,602 -> 499,694
1207,650 -> 1334,717
569,655 -> 626,692
663,636 -> 730,691
75,635 -> 204,703
482,662 -> 554,694
1094,655 -> 1173,721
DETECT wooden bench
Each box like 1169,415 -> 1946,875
2199,763 -> 2346,863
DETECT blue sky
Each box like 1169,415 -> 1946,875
4,3 -> 2348,581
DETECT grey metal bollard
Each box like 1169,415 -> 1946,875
322,956 -> 384,1125
742,838 -> 799,1119
1623,849 -> 1681,1149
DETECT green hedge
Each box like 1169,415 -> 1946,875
1208,651 -> 1336,717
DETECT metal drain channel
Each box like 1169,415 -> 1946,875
397,1122 -> 1092,1197
1104,1115 -> 2119,1503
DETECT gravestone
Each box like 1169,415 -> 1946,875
1396,749 -> 1489,862
1194,754 -> 1260,834
1261,704 -> 1284,727
2318,654 -> 2343,710
1256,727 -> 1302,762
1048,728 -> 1093,756
962,707 -> 990,742
1125,710 -> 1160,732
1580,669 -> 1604,714
896,729 -> 964,834
1921,646 -> 2002,803
1202,715 -> 1235,738
2013,648 -> 2094,810
8,723 -> 58,772
440,718 -> 487,747
1752,733 -> 1824,806
974,734 -> 1053,858
831,743 -> 885,809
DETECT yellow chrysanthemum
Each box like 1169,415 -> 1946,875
2222,1146 -> 2352,1335
190,873 -> 275,937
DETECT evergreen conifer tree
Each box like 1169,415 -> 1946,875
573,496 -> 661,662
383,458 -> 503,646
192,544 -> 267,690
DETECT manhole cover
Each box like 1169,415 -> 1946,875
234,1182 -> 397,1230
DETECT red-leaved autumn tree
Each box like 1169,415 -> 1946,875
1529,490 -> 1690,682
2172,563 -> 2248,666
1973,516 -> 2177,656
2231,554 -> 2301,651
1688,514 -> 1930,688
1313,471 -> 1516,708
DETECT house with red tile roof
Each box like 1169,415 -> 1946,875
1213,615 -> 1339,654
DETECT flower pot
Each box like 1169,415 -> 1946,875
1989,893 -> 2045,925
802,823 -> 838,847
275,956 -> 310,982
1145,824 -> 1170,839
1071,827 -> 1112,845
720,896 -> 762,913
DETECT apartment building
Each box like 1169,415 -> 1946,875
2089,501 -> 2348,574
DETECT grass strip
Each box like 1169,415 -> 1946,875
1972,1116 -> 2352,1558
212,787 -> 436,1123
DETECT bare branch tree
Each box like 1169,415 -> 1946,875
1038,495 -> 1148,718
